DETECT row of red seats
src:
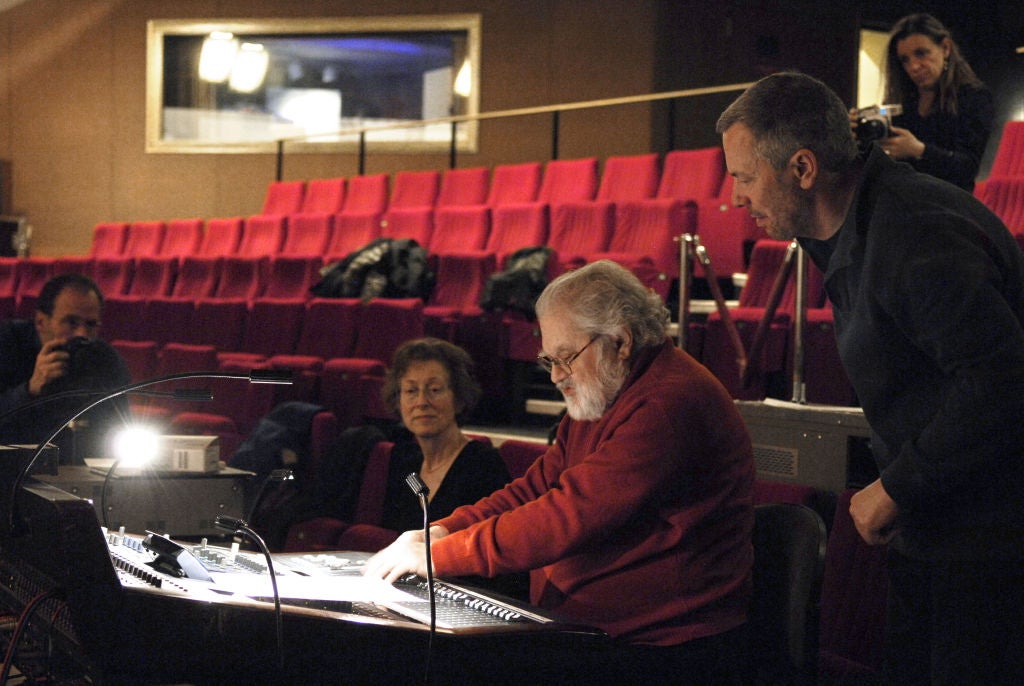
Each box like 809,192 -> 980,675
112,296 -> 427,451
81,148 -> 759,286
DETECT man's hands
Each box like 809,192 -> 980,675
28,339 -> 72,396
849,478 -> 900,545
363,525 -> 449,584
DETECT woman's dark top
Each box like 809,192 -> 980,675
894,84 -> 994,191
381,438 -> 510,533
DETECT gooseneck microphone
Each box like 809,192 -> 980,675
405,471 -> 436,686
214,514 -> 286,671
6,369 -> 292,537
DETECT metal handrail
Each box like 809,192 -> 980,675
272,81 -> 756,178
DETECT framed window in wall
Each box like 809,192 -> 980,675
146,15 -> 481,154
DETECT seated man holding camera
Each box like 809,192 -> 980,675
0,273 -> 130,464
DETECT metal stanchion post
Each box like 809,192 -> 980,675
790,243 -> 808,404
676,234 -> 694,349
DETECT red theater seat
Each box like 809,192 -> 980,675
238,215 -> 286,257
260,180 -> 305,215
326,173 -> 389,261
160,218 -> 204,259
299,177 -> 346,214
380,170 -> 441,246
88,222 -> 129,258
124,221 -> 166,257
92,257 -> 134,297
818,489 -> 889,683
261,256 -> 321,301
169,256 -> 221,299
424,252 -> 497,340
497,439 -> 546,479
429,167 -> 492,254
211,256 -> 266,302
199,217 -> 243,257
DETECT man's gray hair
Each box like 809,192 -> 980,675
716,71 -> 859,172
535,260 -> 669,350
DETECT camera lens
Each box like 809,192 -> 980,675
856,117 -> 888,143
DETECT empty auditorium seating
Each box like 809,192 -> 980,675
210,256 -> 266,302
487,158 -> 599,271
280,178 -> 346,258
91,257 -> 134,297
281,215 -> 333,258
111,339 -> 159,382
538,157 -> 600,203
352,298 -> 425,364
168,256 -> 220,299
199,217 -> 244,257
88,222 -> 129,258
159,218 -> 204,259
298,177 -> 346,214
268,297 -> 362,367
553,153 -> 661,272
189,299 -> 248,350
423,252 -> 497,340
137,299 -> 196,346
122,256 -> 177,299
23,148 -> 873,438
260,256 -> 321,301
327,173 -> 389,261
100,297 -> 147,342
123,221 -> 166,257
612,147 -> 728,285
379,169 -> 442,246
428,166 -> 492,254
260,180 -> 305,215
238,214 -> 286,258
51,256 -> 94,278
223,298 -> 306,362
695,174 -> 761,280
283,441 -> 397,553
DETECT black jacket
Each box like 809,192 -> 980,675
801,145 -> 1024,560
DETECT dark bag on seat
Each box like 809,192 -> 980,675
479,246 -> 553,320
310,238 -> 434,302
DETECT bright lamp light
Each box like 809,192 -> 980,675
198,32 -> 238,83
229,43 -> 269,93
454,58 -> 472,97
112,425 -> 161,469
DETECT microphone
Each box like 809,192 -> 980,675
214,514 -> 285,671
245,468 -> 295,525
405,471 -> 436,685
6,369 -> 293,538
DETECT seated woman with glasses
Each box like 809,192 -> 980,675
376,337 -> 511,535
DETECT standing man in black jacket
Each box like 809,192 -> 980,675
718,71 -> 1024,685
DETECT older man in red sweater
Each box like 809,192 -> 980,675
366,259 -> 755,684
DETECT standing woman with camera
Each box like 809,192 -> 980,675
878,13 -> 994,191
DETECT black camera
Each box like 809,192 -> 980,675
56,336 -> 95,376
854,104 -> 903,143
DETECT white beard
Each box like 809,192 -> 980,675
558,355 -> 628,421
